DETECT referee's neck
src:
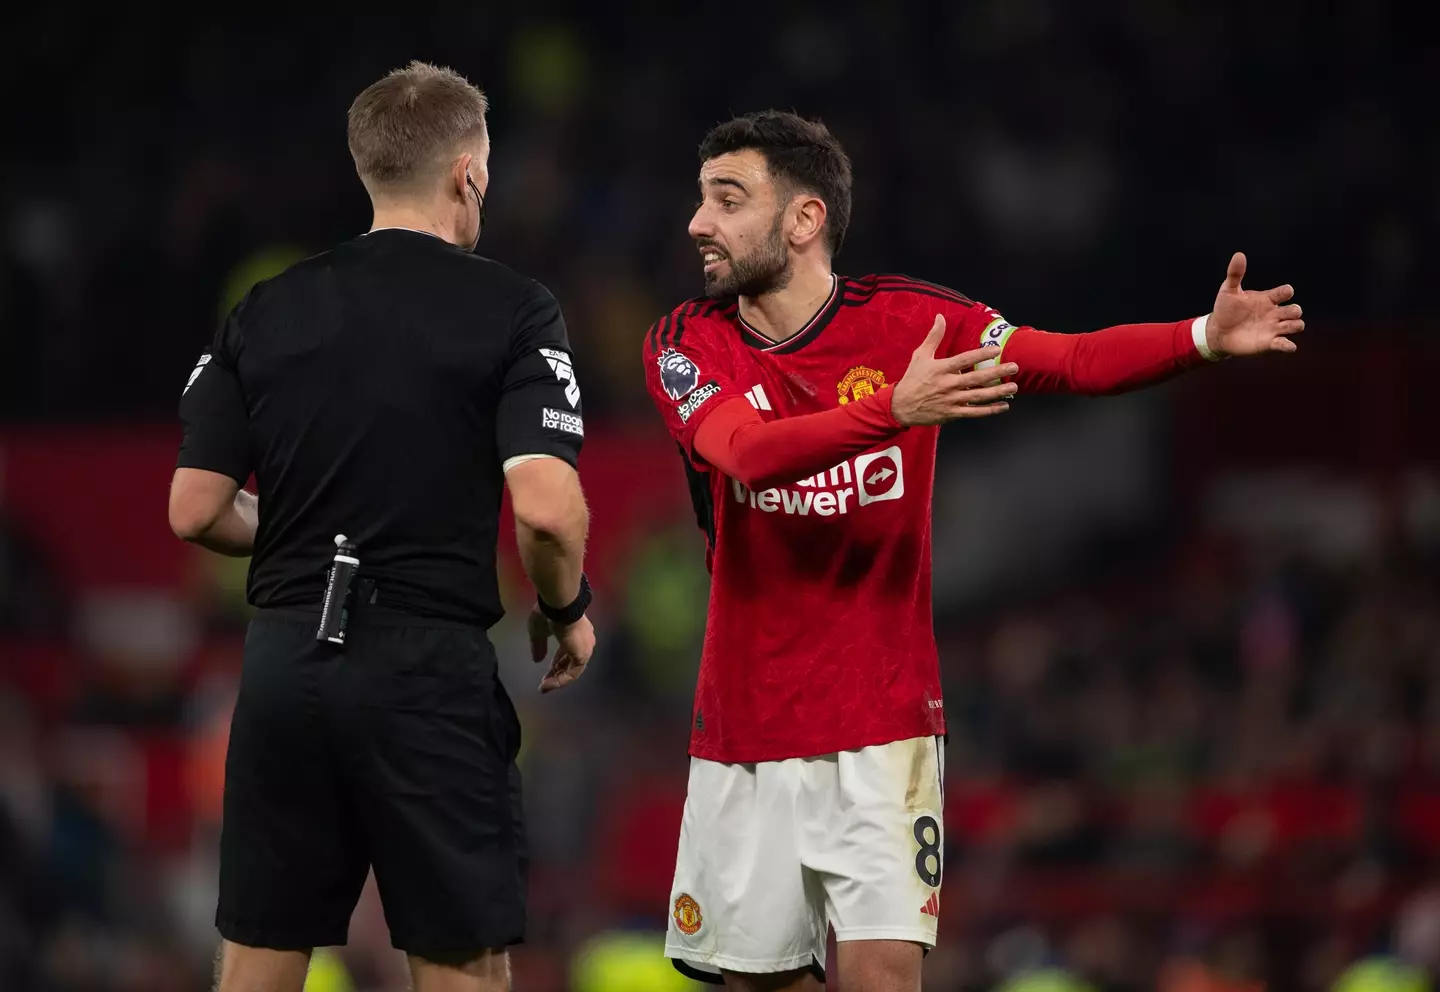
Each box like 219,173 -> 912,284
368,207 -> 458,247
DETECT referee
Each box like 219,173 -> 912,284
168,62 -> 594,992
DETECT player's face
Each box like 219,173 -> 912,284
690,150 -> 791,298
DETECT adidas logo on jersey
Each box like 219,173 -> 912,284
730,446 -> 905,517
920,891 -> 940,917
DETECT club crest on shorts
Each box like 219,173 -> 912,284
837,365 -> 888,405
658,349 -> 701,400
672,892 -> 703,935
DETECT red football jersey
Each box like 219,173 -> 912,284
642,273 -> 1027,763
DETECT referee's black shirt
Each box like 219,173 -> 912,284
176,228 -> 584,628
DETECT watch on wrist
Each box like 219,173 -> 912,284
538,573 -> 592,626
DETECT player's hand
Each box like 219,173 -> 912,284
1204,252 -> 1305,357
890,315 -> 1020,427
529,607 -> 595,694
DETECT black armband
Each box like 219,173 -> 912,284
538,573 -> 592,626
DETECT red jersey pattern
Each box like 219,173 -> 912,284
642,274 -> 1196,763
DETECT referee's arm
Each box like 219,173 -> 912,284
497,281 -> 590,612
170,308 -> 257,556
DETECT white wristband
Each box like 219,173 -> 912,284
1191,314 -> 1221,362
503,453 -> 561,473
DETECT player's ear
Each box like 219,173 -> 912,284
789,194 -> 828,250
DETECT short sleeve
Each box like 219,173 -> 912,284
176,308 -> 251,485
495,281 -> 585,469
641,306 -> 744,463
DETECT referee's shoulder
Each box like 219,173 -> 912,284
248,248 -> 334,293
220,247 -> 336,325
461,252 -> 563,310
642,295 -> 732,358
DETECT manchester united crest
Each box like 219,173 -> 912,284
673,893 -> 703,935
837,366 -> 888,405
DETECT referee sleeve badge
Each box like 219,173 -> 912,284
540,347 -> 581,408
183,353 -> 213,395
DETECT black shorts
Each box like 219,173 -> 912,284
217,608 -> 525,955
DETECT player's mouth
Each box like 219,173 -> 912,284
699,245 -> 728,274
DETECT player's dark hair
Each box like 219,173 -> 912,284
699,111 -> 853,258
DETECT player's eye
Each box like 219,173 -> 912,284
722,199 -> 739,210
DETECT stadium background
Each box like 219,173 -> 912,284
1,4 -> 1437,990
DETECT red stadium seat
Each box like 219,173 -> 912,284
1397,790 -> 1440,854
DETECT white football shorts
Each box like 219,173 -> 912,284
665,735 -> 945,981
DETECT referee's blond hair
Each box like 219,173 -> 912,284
347,61 -> 489,196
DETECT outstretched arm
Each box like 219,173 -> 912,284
996,252 -> 1305,395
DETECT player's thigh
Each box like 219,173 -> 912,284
218,617 -> 369,951
834,938 -> 924,992
798,735 -> 945,946
722,967 -> 825,991
666,756 -> 826,981
354,624 -> 526,958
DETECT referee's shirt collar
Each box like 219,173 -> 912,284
366,226 -> 446,241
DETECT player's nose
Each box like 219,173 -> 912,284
688,206 -> 713,241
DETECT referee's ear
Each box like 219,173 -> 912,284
452,152 -> 473,202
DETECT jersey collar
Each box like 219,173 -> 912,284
734,274 -> 844,355
365,226 -> 446,240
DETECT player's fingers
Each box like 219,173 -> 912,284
1270,337 -> 1298,354
957,383 -> 1018,405
954,362 -> 1019,387
939,346 -> 1001,371
952,401 -> 1010,418
1277,319 -> 1305,334
1267,284 -> 1295,304
1275,303 -> 1302,321
1223,252 -> 1246,292
912,315 -> 946,360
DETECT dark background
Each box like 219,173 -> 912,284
1,4 -> 1437,990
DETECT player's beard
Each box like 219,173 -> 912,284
704,210 -> 792,299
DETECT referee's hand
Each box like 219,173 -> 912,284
529,608 -> 595,694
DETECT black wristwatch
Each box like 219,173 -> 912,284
538,573 -> 592,626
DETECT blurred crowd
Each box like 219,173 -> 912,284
1,2 -> 1436,990
1,2 -> 1434,423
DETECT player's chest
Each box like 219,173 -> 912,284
727,329 -> 911,418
